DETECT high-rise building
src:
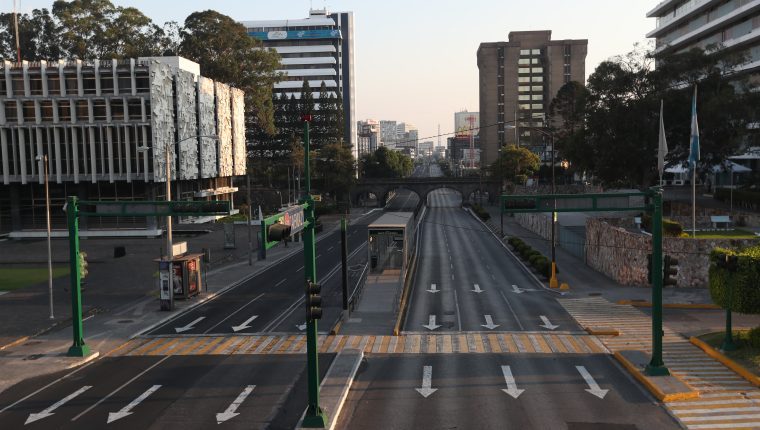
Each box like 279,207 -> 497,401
357,119 -> 381,156
454,110 -> 480,137
646,0 -> 760,80
0,57 -> 246,235
241,9 -> 356,159
379,120 -> 398,148
478,31 -> 587,166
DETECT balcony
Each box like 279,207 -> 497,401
647,0 -> 723,38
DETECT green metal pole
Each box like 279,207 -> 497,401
646,187 -> 669,376
302,117 -> 327,428
722,279 -> 736,351
66,197 -> 91,357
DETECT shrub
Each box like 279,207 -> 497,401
709,245 -> 760,314
471,204 -> 491,221
640,213 -> 684,237
748,326 -> 760,349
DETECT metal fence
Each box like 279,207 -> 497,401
559,225 -> 586,261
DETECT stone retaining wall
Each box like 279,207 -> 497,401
515,213 -> 551,240
586,218 -> 758,287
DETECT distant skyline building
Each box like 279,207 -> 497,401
454,110 -> 480,137
0,57 -> 246,235
357,119 -> 381,156
379,120 -> 398,148
241,8 -> 357,159
478,30 -> 587,166
646,0 -> 760,80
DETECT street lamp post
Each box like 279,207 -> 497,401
37,154 -> 54,319
138,134 -> 218,310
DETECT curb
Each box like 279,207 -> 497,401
689,336 -> 760,387
64,351 -> 101,369
0,335 -> 30,351
585,327 -> 620,336
392,206 -> 426,336
297,348 -> 363,430
617,300 -> 721,310
613,351 -> 699,402
464,207 -> 566,296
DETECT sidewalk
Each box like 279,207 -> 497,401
0,207 -> 376,395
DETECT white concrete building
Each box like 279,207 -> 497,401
357,119 -> 382,156
0,57 -> 245,234
647,0 -> 760,78
241,8 -> 356,159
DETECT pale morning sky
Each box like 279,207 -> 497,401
15,0 -> 658,145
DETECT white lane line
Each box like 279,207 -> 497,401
275,278 -> 288,287
203,292 -> 266,334
454,290 -> 462,331
499,290 -> 524,330
71,355 -> 171,421
317,254 -> 322,259
327,246 -> 334,251
297,266 -> 304,272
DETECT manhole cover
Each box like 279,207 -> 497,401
24,354 -> 44,361
117,319 -> 134,324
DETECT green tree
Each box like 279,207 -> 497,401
557,44 -> 760,188
179,10 -> 282,137
316,143 -> 355,202
361,147 -> 412,178
490,145 -> 540,185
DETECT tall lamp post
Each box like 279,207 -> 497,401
36,154 -> 54,319
138,134 -> 218,310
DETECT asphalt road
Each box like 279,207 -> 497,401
0,354 -> 333,430
146,216 -> 378,336
336,353 -> 680,430
405,189 -> 578,333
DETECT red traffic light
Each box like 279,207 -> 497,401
301,114 -> 312,122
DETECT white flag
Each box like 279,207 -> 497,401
657,100 -> 668,180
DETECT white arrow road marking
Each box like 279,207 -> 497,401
426,283 -> 440,293
415,366 -> 438,398
512,285 -> 524,294
175,316 -> 206,333
107,385 -> 161,424
539,315 -> 559,330
500,365 -> 525,399
481,315 -> 500,330
296,323 -> 307,331
231,315 -> 259,332
26,386 -> 92,425
216,385 -> 255,424
471,284 -> 484,293
576,366 -> 609,399
423,315 -> 441,331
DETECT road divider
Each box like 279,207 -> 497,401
616,300 -> 720,310
613,350 -> 699,402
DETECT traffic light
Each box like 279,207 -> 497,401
647,253 -> 653,285
78,251 -> 89,279
663,255 -> 679,286
305,280 -> 322,320
268,223 -> 291,242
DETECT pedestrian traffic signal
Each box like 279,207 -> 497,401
647,253 -> 653,285
663,255 -> 679,286
268,223 -> 291,242
78,251 -> 89,279
305,280 -> 322,320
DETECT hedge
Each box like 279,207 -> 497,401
471,204 -> 491,221
640,213 -> 684,237
507,236 -> 559,278
709,244 -> 760,314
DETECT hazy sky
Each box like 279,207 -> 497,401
16,0 -> 658,144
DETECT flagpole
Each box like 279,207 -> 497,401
692,167 -> 696,238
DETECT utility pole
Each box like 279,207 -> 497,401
38,154 -> 54,319
646,186 -> 670,376
549,133 -> 558,289
65,197 -> 90,357
302,115 -> 327,427
247,171 -> 252,266
165,142 -> 174,310
341,217 -> 348,310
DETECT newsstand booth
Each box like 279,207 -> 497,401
156,253 -> 203,308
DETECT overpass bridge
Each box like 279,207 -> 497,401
351,177 -> 500,207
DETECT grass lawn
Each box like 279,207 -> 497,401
0,266 -> 69,291
690,229 -> 759,239
699,330 -> 760,376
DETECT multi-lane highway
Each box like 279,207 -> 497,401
336,187 -> 680,429
405,189 -> 576,333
